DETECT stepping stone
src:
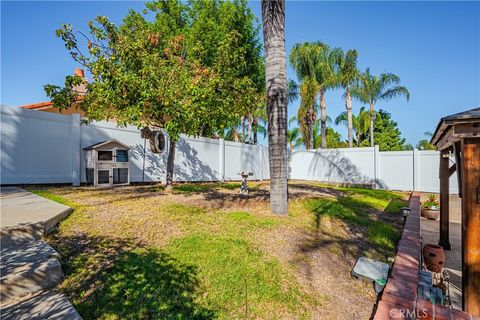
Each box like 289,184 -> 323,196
1,290 -> 82,320
1,240 -> 63,305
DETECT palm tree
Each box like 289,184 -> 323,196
262,0 -> 288,215
287,79 -> 299,103
287,116 -> 303,149
335,106 -> 370,146
315,44 -> 342,149
290,42 -> 340,149
417,131 -> 435,150
297,78 -> 318,148
351,68 -> 410,146
336,49 -> 359,147
289,43 -> 318,149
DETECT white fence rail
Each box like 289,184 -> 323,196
1,106 -> 456,193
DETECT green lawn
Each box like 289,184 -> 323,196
31,182 -> 406,319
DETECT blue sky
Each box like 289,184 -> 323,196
1,1 -> 479,146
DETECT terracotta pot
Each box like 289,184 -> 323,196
423,208 -> 439,220
421,208 -> 426,217
423,244 -> 445,273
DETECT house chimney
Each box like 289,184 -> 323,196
74,68 -> 85,78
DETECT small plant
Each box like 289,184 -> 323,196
423,194 -> 439,209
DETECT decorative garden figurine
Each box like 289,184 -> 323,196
237,171 -> 253,194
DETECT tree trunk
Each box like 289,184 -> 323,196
369,102 -> 375,147
253,118 -> 258,145
241,116 -> 246,143
166,139 -> 176,187
320,89 -> 327,149
304,109 -> 314,149
247,116 -> 253,144
262,0 -> 288,215
346,88 -> 353,148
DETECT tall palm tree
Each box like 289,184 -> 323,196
315,44 -> 341,149
290,42 -> 340,149
289,43 -> 318,149
351,68 -> 410,146
336,49 -> 359,147
262,0 -> 288,215
335,106 -> 370,146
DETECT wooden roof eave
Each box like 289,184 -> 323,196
432,120 -> 480,151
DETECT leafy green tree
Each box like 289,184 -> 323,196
351,68 -> 410,146
335,49 -> 359,147
262,0 -> 288,215
45,0 -> 263,186
416,131 -> 436,150
365,109 -> 408,151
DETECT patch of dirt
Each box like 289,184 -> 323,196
258,221 -> 376,320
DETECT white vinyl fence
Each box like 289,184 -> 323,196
1,105 -> 456,194
289,147 -> 459,194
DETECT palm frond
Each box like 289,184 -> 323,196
334,111 -> 348,126
378,86 -> 410,102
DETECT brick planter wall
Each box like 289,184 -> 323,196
373,193 -> 478,320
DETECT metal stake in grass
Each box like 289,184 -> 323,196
244,275 -> 248,319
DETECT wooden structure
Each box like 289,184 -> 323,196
431,107 -> 480,315
83,139 -> 130,187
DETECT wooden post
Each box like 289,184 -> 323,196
439,150 -> 451,250
461,138 -> 480,315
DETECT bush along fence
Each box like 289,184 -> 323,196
1,105 -> 458,194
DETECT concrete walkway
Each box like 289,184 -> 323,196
421,217 -> 462,310
0,187 -> 81,319
1,187 -> 72,235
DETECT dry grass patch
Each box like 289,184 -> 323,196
29,181 -> 407,319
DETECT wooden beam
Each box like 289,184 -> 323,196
436,126 -> 456,151
461,138 -> 480,315
454,142 -> 462,197
439,150 -> 451,250
454,122 -> 480,139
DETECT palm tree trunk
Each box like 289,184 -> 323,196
320,89 -> 327,149
166,139 -> 176,187
369,102 -> 375,147
306,109 -> 314,149
262,0 -> 288,215
346,88 -> 353,148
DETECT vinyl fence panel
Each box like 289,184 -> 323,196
1,107 -> 74,184
1,106 -> 458,194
